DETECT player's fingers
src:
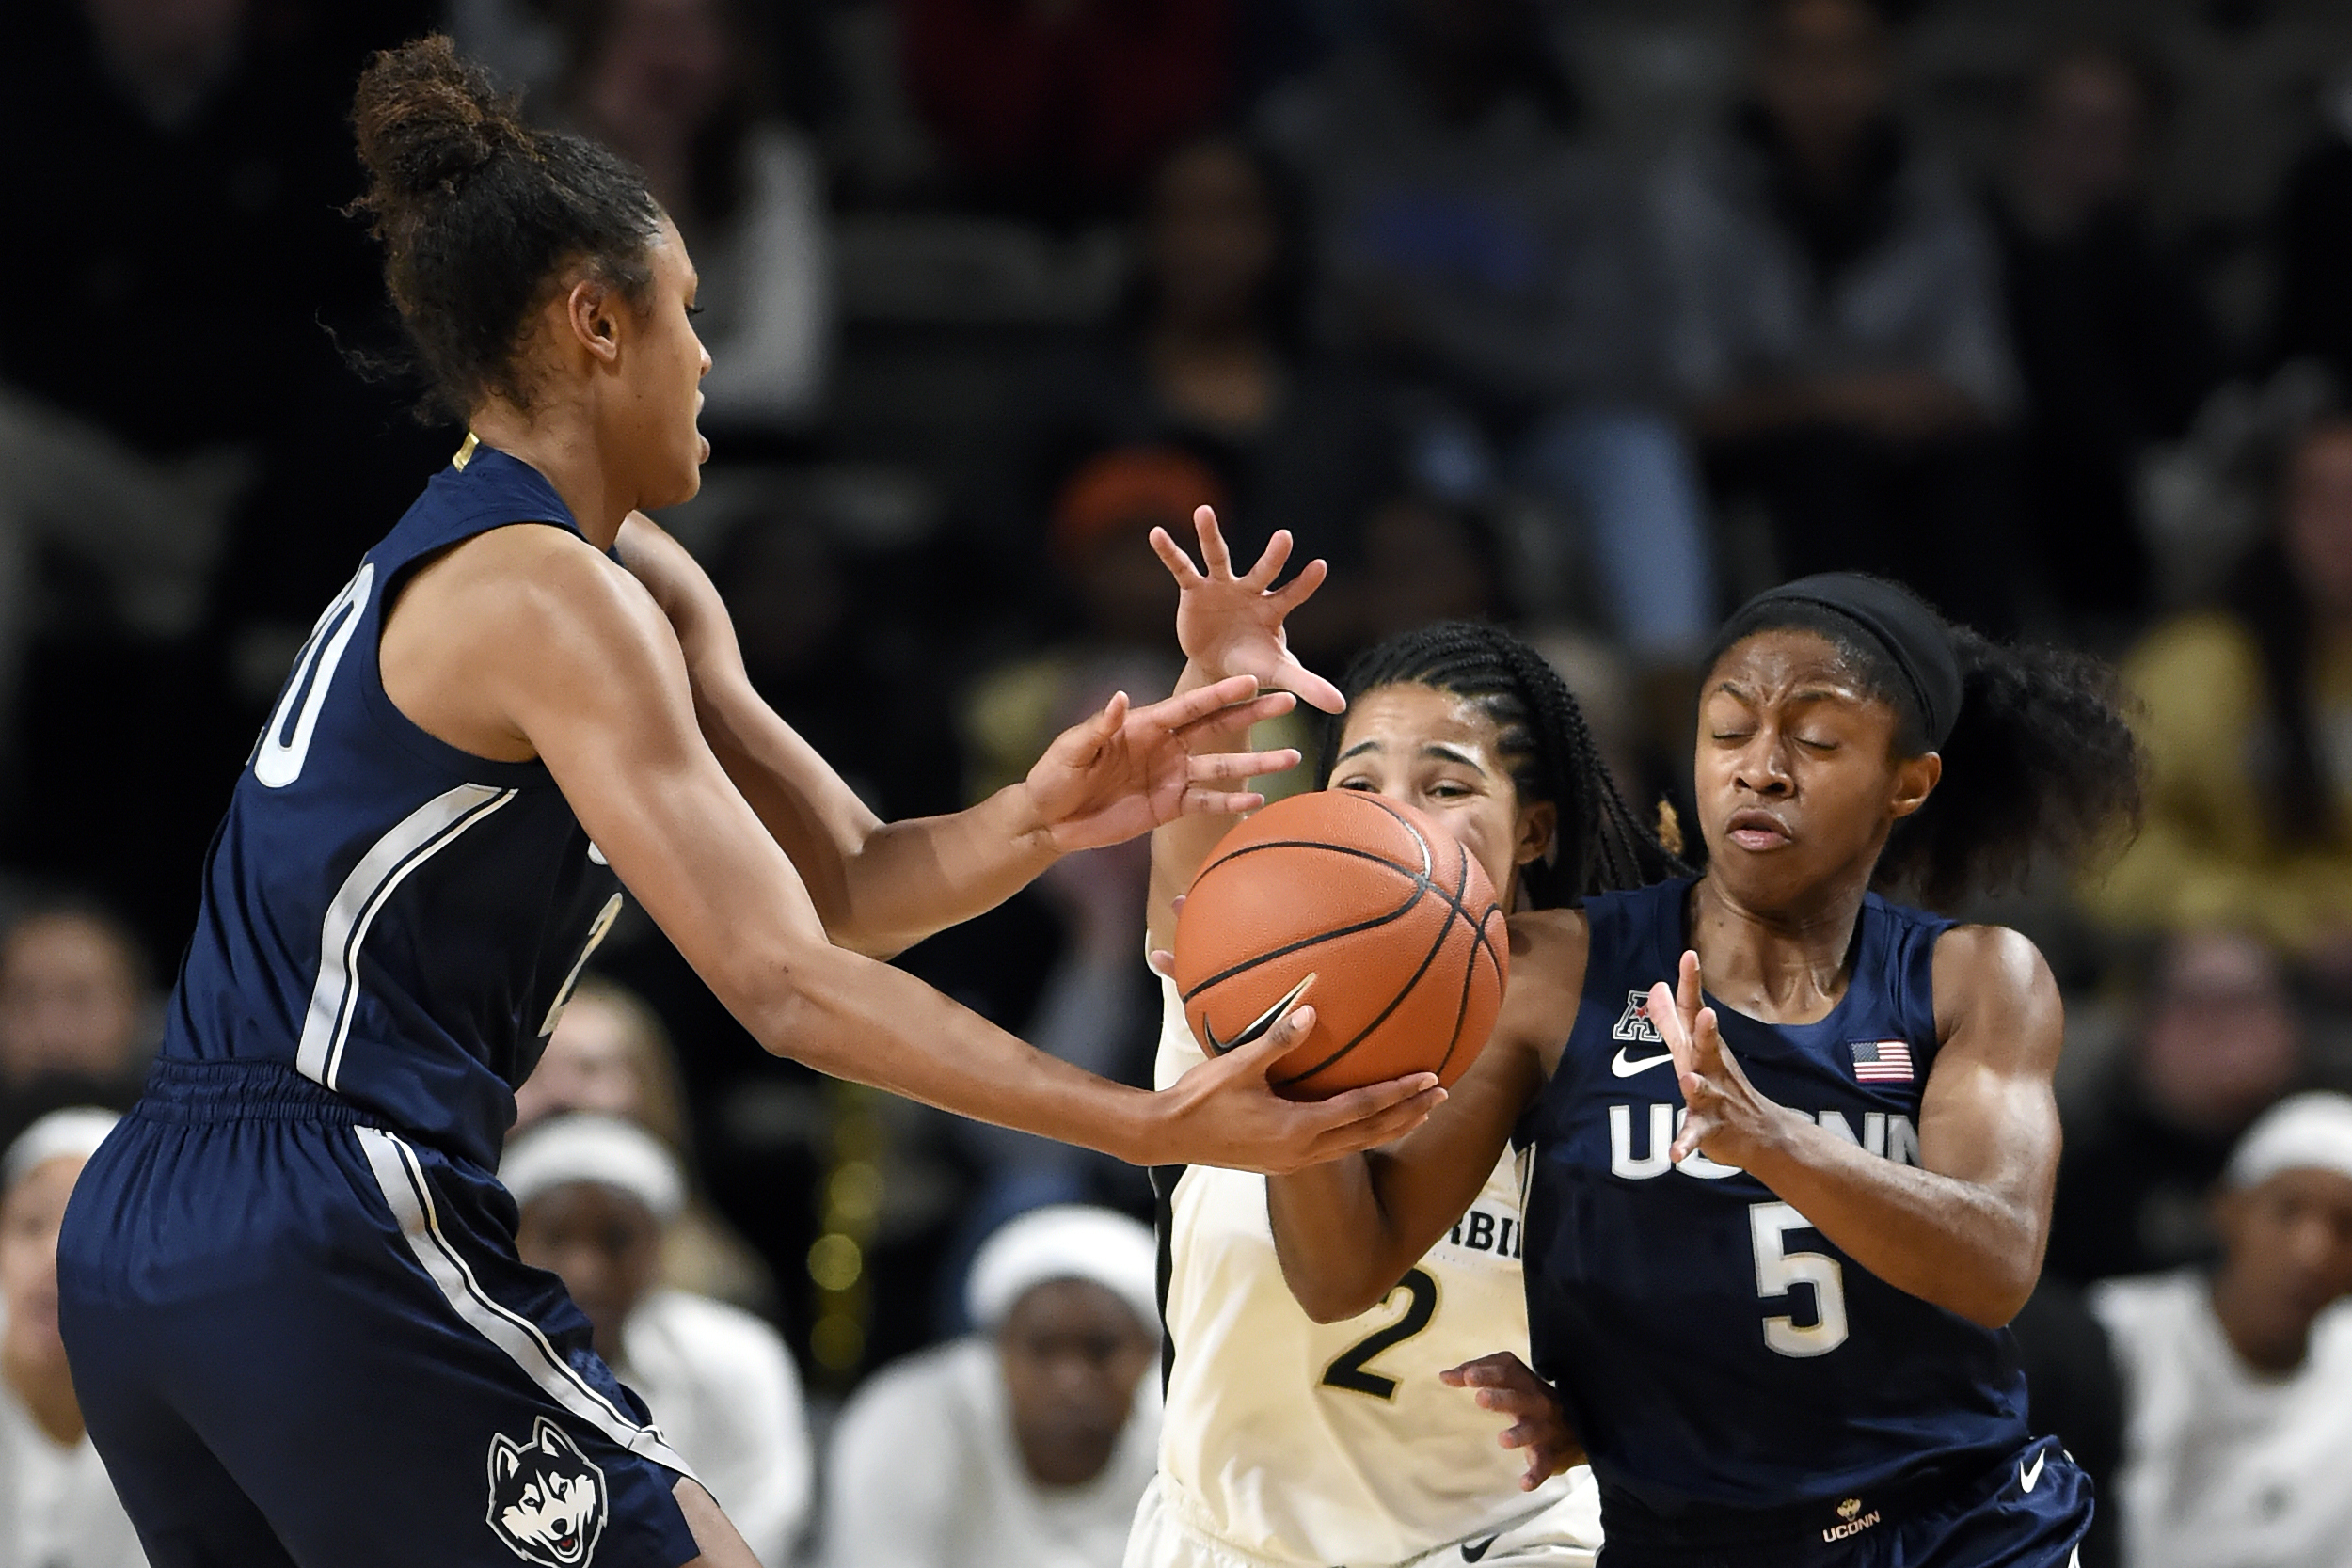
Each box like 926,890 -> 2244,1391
1279,656 -> 1347,717
1187,748 -> 1299,782
1651,980 -> 1696,1079
1302,1085 -> 1446,1159
1692,1006 -> 1726,1069
1242,528 -> 1295,589
1677,949 -> 1703,1028
1439,1352 -> 1522,1387
1175,689 -> 1295,746
1182,789 -> 1267,818
1216,990 -> 1318,1071
1195,505 -> 1235,578
1148,525 -> 1204,583
1136,673 -> 1263,734
1147,948 -> 1175,978
1269,553 -> 1329,610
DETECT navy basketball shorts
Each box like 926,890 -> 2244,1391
56,1059 -> 704,1568
1596,1437 -> 2092,1568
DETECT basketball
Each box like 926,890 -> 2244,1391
1171,790 -> 1509,1101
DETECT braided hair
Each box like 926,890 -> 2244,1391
1314,623 -> 1687,907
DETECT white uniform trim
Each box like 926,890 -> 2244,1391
297,783 -> 517,1088
356,1125 -> 698,1479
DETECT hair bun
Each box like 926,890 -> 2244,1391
352,35 -> 528,203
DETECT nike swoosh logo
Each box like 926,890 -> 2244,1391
1610,1046 -> 1675,1077
1199,974 -> 1316,1055
1461,1535 -> 1502,1562
2020,1449 -> 2047,1494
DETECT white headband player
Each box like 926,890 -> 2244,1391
1,1107 -> 121,1193
500,1113 -> 685,1223
2224,1092 -> 2352,1191
965,1203 -> 1159,1337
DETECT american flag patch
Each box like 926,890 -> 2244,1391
1851,1039 -> 1915,1083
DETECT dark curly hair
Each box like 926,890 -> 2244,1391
1315,623 -> 1687,908
349,35 -> 664,419
1703,594 -> 2144,909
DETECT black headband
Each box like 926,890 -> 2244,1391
1735,573 -> 1963,750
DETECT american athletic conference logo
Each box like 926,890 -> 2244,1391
485,1418 -> 609,1565
1613,990 -> 1663,1042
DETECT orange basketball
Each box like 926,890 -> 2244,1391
1172,790 -> 1508,1101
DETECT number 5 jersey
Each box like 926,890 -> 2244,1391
1519,877 -> 2035,1556
1138,979 -> 1601,1568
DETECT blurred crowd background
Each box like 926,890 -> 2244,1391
4,0 -> 2352,1564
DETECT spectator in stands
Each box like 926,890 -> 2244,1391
556,0 -> 831,433
1260,0 -> 1714,666
0,908 -> 151,1152
1020,135 -> 1403,602
962,448 -> 1199,804
516,977 -> 775,1313
0,1 -> 437,772
898,0 -> 1235,222
1658,0 -> 2021,632
2270,69 -> 2352,390
1989,44 -> 2220,626
2084,415 -> 2352,982
824,1205 -> 1160,1568
2048,930 -> 2306,1285
2090,1092 -> 2352,1568
0,1108 -> 143,1568
708,508 -> 966,821
507,1114 -> 813,1568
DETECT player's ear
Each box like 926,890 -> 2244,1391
564,276 -> 624,366
1887,751 -> 1941,821
1516,800 -> 1557,868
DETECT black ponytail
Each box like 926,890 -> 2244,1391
1706,598 -> 2144,909
1315,623 -> 1687,908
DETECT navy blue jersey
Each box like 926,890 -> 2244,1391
164,441 -> 624,1170
1520,878 -> 2031,1546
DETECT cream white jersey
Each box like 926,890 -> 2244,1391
1145,979 -> 1599,1568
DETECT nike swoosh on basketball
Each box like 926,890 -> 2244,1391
2019,1449 -> 2047,1494
1611,1046 -> 1674,1077
1461,1534 -> 1502,1562
1199,974 -> 1316,1055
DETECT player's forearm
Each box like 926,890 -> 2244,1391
1266,1156 -> 1422,1322
695,674 -> 1057,957
1740,1113 -> 2042,1327
1148,658 -> 1254,949
830,785 -> 1063,957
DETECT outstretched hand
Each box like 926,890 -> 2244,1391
1150,988 -> 1447,1172
1653,951 -> 1788,1170
1024,675 -> 1304,852
1440,1353 -> 1584,1490
1152,506 -> 1344,714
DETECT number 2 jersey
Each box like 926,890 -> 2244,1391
1146,979 -> 1600,1566
1518,878 -> 2032,1550
163,441 -> 623,1171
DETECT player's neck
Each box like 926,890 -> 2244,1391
466,404 -> 632,550
1688,876 -> 1867,1025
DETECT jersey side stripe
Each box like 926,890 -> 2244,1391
355,1126 -> 698,1478
297,784 -> 517,1089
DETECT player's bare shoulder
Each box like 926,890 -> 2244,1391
382,521 -> 674,762
1930,922 -> 2063,1073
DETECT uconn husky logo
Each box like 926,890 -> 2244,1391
486,1418 -> 608,1566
